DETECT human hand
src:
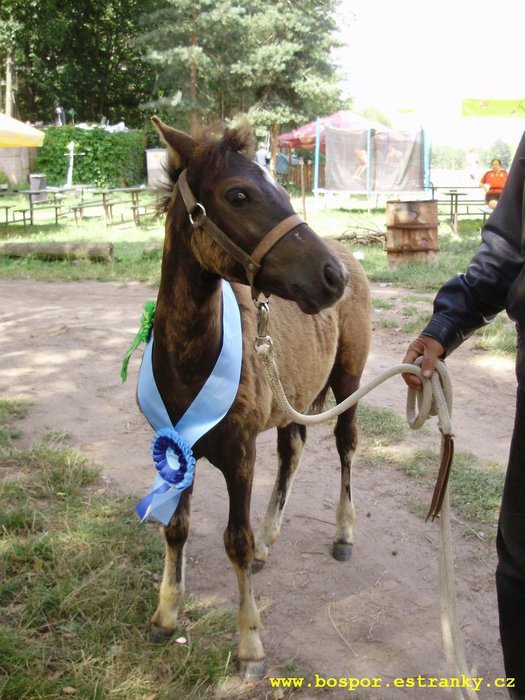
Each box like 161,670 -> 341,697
402,336 -> 445,390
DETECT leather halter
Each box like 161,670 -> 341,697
177,169 -> 304,299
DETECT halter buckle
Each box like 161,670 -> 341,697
189,203 -> 206,227
254,296 -> 270,338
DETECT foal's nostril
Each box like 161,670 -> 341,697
323,262 -> 347,293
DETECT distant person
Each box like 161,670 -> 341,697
480,158 -> 508,209
352,148 -> 368,181
255,143 -> 270,170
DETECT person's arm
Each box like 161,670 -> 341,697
480,172 -> 489,191
403,230 -> 523,389
425,230 -> 522,350
404,132 -> 525,389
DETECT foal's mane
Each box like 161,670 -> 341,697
160,121 -> 256,214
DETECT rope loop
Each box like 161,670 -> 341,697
255,338 -> 452,435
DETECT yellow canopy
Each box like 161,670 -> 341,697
0,113 -> 45,148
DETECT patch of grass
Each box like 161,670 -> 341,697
372,298 -> 394,310
358,402 -> 406,446
0,208 -> 164,284
0,406 -> 237,699
449,452 -> 504,523
474,312 -> 517,357
0,398 -> 31,448
358,400 -> 504,532
399,309 -> 433,335
396,448 -> 504,527
375,318 -> 400,329
0,241 -> 163,285
348,226 -> 484,293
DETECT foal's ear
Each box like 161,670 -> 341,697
151,116 -> 196,168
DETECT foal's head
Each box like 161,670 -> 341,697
154,116 -> 348,314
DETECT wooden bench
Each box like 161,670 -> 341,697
131,202 -> 161,226
31,201 -> 65,225
0,205 -> 11,224
12,208 -> 32,228
104,199 -> 133,225
71,199 -> 114,226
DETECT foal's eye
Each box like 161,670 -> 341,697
226,189 -> 248,206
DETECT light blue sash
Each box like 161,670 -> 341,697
135,280 -> 242,524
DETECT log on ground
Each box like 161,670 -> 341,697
0,242 -> 114,262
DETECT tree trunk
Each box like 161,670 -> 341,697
5,53 -> 13,117
0,242 -> 114,262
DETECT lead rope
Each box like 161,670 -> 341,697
254,302 -> 477,700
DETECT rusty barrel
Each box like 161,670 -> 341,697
385,200 -> 439,268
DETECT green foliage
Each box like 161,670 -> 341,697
430,144 -> 467,169
431,140 -> 513,171
357,106 -> 393,128
139,0 -> 345,133
3,0 -> 346,137
1,0 -> 160,126
481,139 -> 512,170
34,126 -> 147,187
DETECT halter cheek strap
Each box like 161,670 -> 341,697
177,169 -> 303,299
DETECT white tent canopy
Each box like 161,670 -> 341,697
0,113 -> 45,148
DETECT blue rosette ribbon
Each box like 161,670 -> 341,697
136,427 -> 196,525
134,279 -> 242,526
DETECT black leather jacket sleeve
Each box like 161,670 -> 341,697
420,131 -> 525,356
422,231 -> 523,355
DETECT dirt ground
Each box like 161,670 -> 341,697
0,278 -> 518,699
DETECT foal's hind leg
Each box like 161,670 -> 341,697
150,489 -> 191,640
253,423 -> 306,571
330,366 -> 361,561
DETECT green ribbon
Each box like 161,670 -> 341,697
121,301 -> 156,383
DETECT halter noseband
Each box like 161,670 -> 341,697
177,169 -> 304,300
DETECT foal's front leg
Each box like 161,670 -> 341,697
150,489 -> 191,640
222,442 -> 266,680
253,423 -> 306,570
331,368 -> 360,561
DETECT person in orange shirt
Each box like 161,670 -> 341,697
480,158 -> 508,209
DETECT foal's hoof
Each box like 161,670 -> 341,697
332,541 -> 353,561
251,558 -> 266,574
149,623 -> 175,644
238,658 -> 267,682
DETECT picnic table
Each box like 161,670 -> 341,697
13,189 -> 66,226
1,184 -> 158,228
0,204 -> 11,224
443,190 -> 467,232
83,185 -> 157,226
11,185 -> 94,227
431,186 -> 490,232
